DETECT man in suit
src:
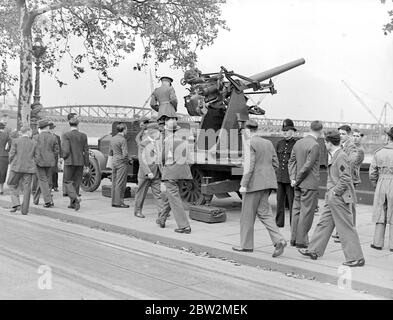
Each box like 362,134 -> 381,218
275,119 -> 298,228
135,122 -> 165,218
299,131 -> 365,267
33,119 -> 60,208
150,76 -> 178,124
232,120 -> 287,257
61,116 -> 89,211
156,120 -> 192,233
49,122 -> 62,192
288,121 -> 323,248
8,126 -> 36,215
62,112 -> 78,197
110,123 -> 129,209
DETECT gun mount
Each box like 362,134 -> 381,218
182,58 -> 306,150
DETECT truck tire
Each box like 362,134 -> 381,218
81,157 -> 102,192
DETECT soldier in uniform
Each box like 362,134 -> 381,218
156,120 -> 192,234
150,76 -> 178,124
275,119 -> 298,228
34,119 -> 60,208
352,128 -> 365,187
369,127 -> 393,252
134,122 -> 165,219
110,123 -> 130,209
299,131 -> 365,267
288,121 -> 322,248
232,120 -> 287,257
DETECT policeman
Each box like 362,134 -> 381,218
275,119 -> 298,228
150,77 -> 178,124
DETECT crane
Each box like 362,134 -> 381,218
341,80 -> 381,125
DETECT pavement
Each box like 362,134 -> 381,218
0,178 -> 392,299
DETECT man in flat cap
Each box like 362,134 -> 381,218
233,120 -> 287,257
33,119 -> 60,208
150,76 -> 178,124
61,116 -> 89,211
275,119 -> 298,228
299,130 -> 365,267
369,127 -> 393,252
8,126 -> 36,215
288,120 -> 322,249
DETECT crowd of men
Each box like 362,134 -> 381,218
1,74 -> 392,268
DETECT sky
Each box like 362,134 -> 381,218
6,0 -> 393,124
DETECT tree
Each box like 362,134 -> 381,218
0,0 -> 228,129
380,0 -> 393,34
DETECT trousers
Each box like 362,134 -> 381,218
134,177 -> 164,216
64,165 -> 83,203
111,165 -> 128,206
34,166 -> 53,205
276,182 -> 294,227
8,172 -> 33,215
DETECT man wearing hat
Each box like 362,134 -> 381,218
156,119 -> 192,233
110,123 -> 130,209
275,119 -> 298,228
134,122 -> 165,218
233,120 -> 287,257
49,122 -> 62,192
61,116 -> 89,211
369,127 -> 393,252
288,120 -> 322,248
299,131 -> 365,267
33,119 -> 60,208
8,126 -> 36,215
150,76 -> 178,124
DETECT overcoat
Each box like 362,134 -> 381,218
369,142 -> 393,224
150,86 -> 178,120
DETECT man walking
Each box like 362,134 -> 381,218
49,122 -> 62,192
34,119 -> 59,208
156,120 -> 192,233
369,127 -> 393,252
135,122 -> 165,218
232,120 -> 287,257
275,119 -> 298,228
299,131 -> 365,267
8,127 -> 36,215
288,121 -> 322,248
61,116 -> 89,211
110,123 -> 129,208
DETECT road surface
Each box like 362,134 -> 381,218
0,210 -> 383,300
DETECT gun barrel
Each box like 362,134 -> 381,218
248,58 -> 305,83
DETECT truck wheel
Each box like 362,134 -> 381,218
81,157 -> 101,192
179,167 -> 212,205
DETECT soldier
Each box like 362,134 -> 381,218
61,116 -> 89,211
232,120 -> 287,257
0,122 -> 11,195
299,131 -> 365,267
275,119 -> 298,228
49,122 -> 62,192
8,127 -> 36,215
288,121 -> 322,248
110,123 -> 130,209
34,119 -> 60,208
369,127 -> 393,252
156,120 -> 192,233
134,122 -> 165,218
150,76 -> 178,124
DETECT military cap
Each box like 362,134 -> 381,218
324,130 -> 341,146
282,118 -> 297,131
245,119 -> 259,130
38,119 -> 50,129
338,125 -> 351,133
160,76 -> 174,83
385,127 -> 393,139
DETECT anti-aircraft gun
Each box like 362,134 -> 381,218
177,59 -> 306,204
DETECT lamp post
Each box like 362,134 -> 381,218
31,37 -> 46,132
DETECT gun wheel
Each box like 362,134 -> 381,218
178,167 -> 212,205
